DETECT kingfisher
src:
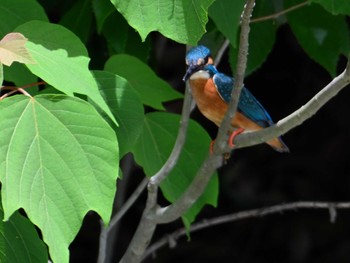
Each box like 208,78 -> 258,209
183,45 -> 289,153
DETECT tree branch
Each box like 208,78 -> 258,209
143,201 -> 350,260
250,1 -> 309,23
228,55 -> 350,150
119,82 -> 193,262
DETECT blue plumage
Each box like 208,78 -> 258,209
185,45 -> 211,65
211,72 -> 274,127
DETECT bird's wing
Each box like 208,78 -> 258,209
213,73 -> 274,127
212,73 -> 234,103
238,87 -> 274,127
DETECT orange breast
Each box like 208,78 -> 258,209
189,77 -> 262,131
190,77 -> 228,126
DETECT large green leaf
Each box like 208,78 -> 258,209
92,0 -> 115,32
209,0 -> 245,48
92,70 -> 144,158
230,0 -> 278,76
133,112 -> 218,226
0,94 -> 119,263
105,54 -> 182,110
110,0 -> 214,45
15,21 -> 117,124
0,197 -> 48,263
311,0 -> 350,15
287,1 -> 350,76
0,0 -> 48,37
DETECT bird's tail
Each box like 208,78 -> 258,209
267,137 -> 290,153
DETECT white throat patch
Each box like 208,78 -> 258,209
189,70 -> 210,80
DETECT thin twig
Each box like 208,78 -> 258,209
0,81 -> 46,100
251,1 -> 309,23
143,201 -> 350,260
213,1 -> 309,67
150,85 -> 193,187
214,39 -> 230,67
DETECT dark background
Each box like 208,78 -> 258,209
69,23 -> 350,263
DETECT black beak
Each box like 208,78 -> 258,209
182,64 -> 198,82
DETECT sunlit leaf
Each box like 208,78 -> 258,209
0,94 -> 119,263
92,70 -> 144,158
15,21 -> 118,124
110,0 -> 214,45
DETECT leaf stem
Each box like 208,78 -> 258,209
250,1 -> 309,23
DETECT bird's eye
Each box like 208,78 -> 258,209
197,58 -> 204,66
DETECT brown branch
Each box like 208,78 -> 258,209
119,81 -> 194,263
228,55 -> 350,150
0,81 -> 46,100
143,201 -> 350,260
251,1 -> 309,23
214,1 -> 309,67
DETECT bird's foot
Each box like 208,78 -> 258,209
228,128 -> 245,148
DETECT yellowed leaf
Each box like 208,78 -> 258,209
0,33 -> 36,66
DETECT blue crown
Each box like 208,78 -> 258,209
185,45 -> 211,65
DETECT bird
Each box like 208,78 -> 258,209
183,45 -> 289,153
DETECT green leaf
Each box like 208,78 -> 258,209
133,112 -> 218,226
0,94 -> 119,263
101,11 -> 151,61
105,54 -> 182,110
230,0 -> 278,75
60,0 -> 94,43
3,63 -> 37,87
311,0 -> 350,15
0,0 -> 48,37
15,21 -> 118,124
92,0 -> 115,32
287,1 -> 350,76
0,197 -> 48,263
110,0 -> 215,45
209,0 -> 245,48
92,70 -> 144,158
0,33 -> 35,66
